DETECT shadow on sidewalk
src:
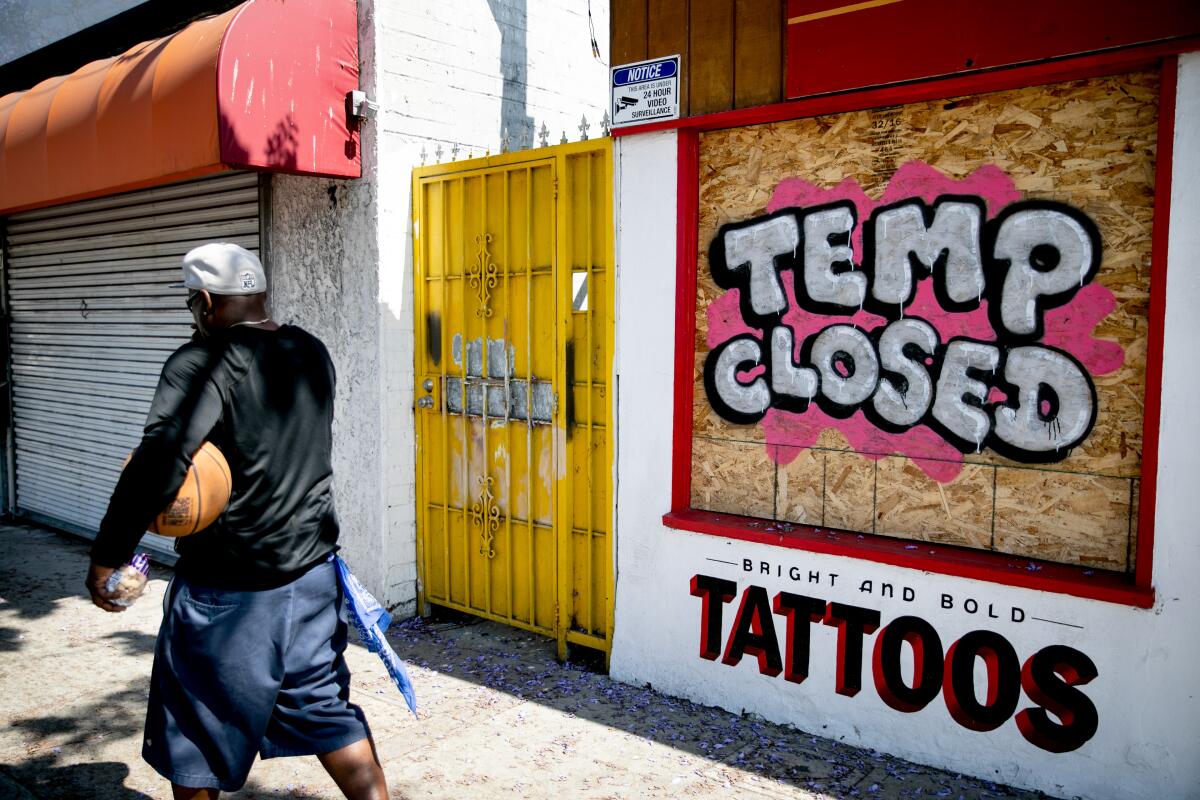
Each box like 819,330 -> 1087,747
11,683 -> 146,742
0,523 -> 1044,798
379,605 -> 1043,799
0,756 -> 154,800
106,629 -> 159,657
0,524 -> 172,631
230,781 -> 340,799
0,625 -> 22,651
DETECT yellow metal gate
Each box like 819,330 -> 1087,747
412,140 -> 613,659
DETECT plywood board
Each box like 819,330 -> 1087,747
822,449 -> 875,534
774,446 -> 823,527
691,71 -> 1158,570
993,469 -> 1132,570
1128,478 -> 1141,574
691,436 -> 775,518
875,459 -> 993,550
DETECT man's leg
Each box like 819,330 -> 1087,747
317,736 -> 388,800
172,785 -> 219,800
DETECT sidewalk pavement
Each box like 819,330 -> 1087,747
0,522 -> 1048,800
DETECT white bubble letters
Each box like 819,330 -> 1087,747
703,195 -> 1103,462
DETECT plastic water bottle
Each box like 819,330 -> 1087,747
103,553 -> 151,607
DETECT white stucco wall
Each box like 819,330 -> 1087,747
268,171 -> 391,604
266,0 -> 393,606
608,54 -> 1200,800
270,0 -> 610,613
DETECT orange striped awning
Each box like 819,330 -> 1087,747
0,0 -> 359,215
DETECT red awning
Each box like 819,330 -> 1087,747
0,0 -> 359,214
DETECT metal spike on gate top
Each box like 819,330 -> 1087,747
520,128 -> 530,150
419,145 -> 428,165
501,127 -> 510,153
560,130 -> 568,145
600,111 -> 611,137
434,143 -> 444,162
578,114 -> 590,141
539,122 -> 550,147
450,142 -> 460,160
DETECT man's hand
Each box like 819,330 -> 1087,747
85,562 -> 126,613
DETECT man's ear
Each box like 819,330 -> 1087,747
199,290 -> 213,315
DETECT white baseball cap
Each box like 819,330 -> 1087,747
171,242 -> 267,294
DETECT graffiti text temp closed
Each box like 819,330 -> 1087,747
704,196 -> 1104,463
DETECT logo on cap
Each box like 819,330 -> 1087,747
240,271 -> 257,291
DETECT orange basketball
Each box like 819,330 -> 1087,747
125,442 -> 232,537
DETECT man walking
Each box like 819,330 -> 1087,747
85,243 -> 388,800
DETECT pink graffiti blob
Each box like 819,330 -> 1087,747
704,162 -> 1125,483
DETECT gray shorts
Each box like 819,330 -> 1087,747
142,561 -> 370,791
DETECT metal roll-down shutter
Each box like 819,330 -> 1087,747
2,172 -> 261,560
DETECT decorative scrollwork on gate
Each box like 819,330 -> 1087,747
470,475 -> 500,558
468,233 -> 498,318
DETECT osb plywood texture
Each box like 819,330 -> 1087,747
691,71 -> 1159,572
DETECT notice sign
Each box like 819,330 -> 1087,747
611,55 -> 680,128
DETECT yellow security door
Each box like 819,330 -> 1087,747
413,141 -> 613,659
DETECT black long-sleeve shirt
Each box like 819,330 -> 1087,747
90,324 -> 340,589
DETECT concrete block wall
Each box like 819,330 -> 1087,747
272,0 -> 610,613
377,0 -> 611,154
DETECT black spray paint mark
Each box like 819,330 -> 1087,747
564,341 -> 576,435
426,313 -> 442,366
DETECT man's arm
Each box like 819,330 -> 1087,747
88,344 -> 224,571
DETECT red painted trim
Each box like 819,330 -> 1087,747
664,510 -> 1155,609
671,130 -> 700,511
613,38 -> 1200,139
783,0 -> 1200,99
216,0 -> 361,178
1135,57 -> 1177,589
661,48 -> 1178,608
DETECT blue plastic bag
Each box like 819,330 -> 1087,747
332,555 -> 417,716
